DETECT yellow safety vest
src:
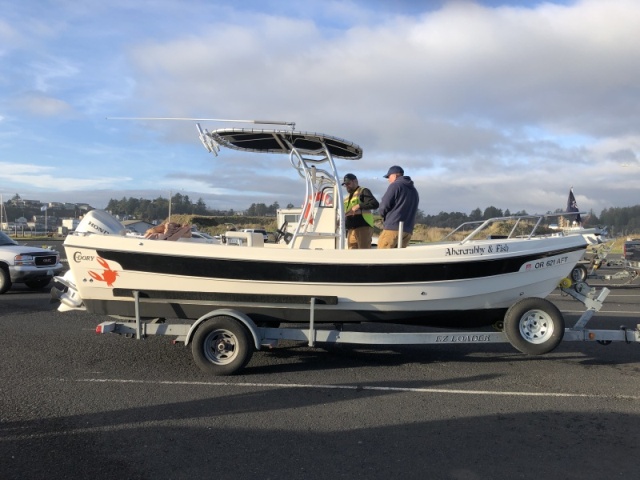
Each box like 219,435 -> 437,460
344,187 -> 374,228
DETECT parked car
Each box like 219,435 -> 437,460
0,232 -> 64,294
624,238 -> 640,269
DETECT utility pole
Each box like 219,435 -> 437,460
41,204 -> 48,235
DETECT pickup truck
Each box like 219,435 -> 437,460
0,232 -> 64,294
624,238 -> 640,269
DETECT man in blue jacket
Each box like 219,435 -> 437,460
378,165 -> 419,249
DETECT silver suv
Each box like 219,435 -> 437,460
0,232 -> 64,293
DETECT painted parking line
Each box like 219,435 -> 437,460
67,378 -> 640,401
560,312 -> 640,316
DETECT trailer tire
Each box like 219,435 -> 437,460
0,266 -> 11,294
570,264 -> 588,283
504,297 -> 564,355
192,316 -> 253,375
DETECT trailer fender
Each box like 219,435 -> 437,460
185,309 -> 262,350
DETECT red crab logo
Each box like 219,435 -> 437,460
88,257 -> 119,286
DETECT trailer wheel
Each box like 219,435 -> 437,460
0,266 -> 11,294
504,297 -> 565,355
570,264 -> 588,283
192,316 -> 253,375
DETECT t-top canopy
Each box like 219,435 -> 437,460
207,128 -> 362,160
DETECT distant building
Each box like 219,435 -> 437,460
76,203 -> 93,212
62,218 -> 81,230
10,198 -> 41,207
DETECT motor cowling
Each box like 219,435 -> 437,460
74,210 -> 125,236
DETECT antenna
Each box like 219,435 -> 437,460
107,117 -> 296,129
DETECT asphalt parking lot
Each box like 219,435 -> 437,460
1,250 -> 639,479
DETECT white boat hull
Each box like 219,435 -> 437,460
57,233 -> 586,327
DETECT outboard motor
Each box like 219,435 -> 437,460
74,210 -> 125,236
52,210 -> 124,312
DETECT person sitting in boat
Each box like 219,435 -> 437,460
378,165 -> 419,249
144,222 -> 193,241
342,173 -> 379,249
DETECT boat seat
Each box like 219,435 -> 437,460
223,231 -> 264,247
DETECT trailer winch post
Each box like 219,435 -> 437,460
562,285 -> 610,330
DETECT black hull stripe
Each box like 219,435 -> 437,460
96,246 -> 584,284
113,289 -> 338,305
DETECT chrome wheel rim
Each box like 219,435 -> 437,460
519,310 -> 554,344
203,329 -> 238,365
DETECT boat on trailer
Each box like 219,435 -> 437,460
51,121 -> 639,374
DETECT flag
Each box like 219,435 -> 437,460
566,188 -> 581,225
40,205 -> 47,212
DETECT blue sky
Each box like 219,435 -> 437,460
1,0 -> 639,216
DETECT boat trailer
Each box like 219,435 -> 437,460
571,241 -> 640,287
90,281 -> 640,376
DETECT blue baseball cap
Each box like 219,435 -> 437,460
383,165 -> 404,178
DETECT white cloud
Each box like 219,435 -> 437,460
13,93 -> 74,117
0,161 -> 131,191
30,55 -> 80,92
2,0 -> 640,215
128,1 -> 640,140
0,18 -> 20,46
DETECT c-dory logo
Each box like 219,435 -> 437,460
73,252 -> 95,263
